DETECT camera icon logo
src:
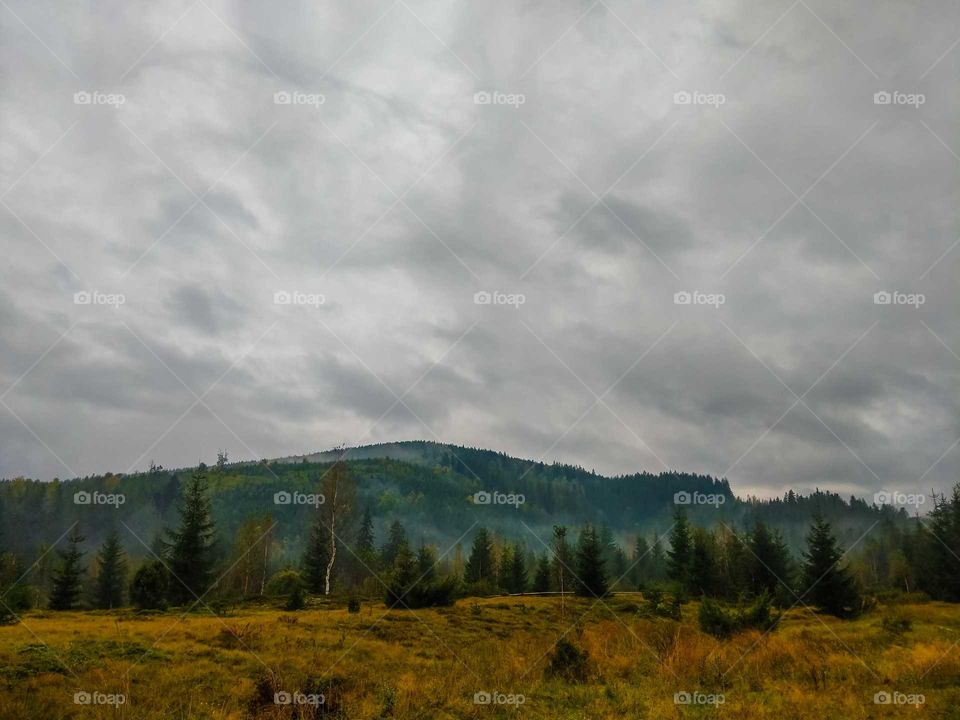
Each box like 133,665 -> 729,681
274,691 -> 292,704
873,291 -> 891,305
474,291 -> 492,305
273,290 -> 292,305
673,291 -> 692,305
473,491 -> 492,505
874,691 -> 891,704
473,691 -> 492,705
673,91 -> 692,105
73,291 -> 92,305
674,691 -> 692,704
274,491 -> 292,505
873,91 -> 892,105
274,91 -> 292,105
473,91 -> 491,105
74,491 -> 92,505
74,691 -> 92,704
673,491 -> 691,505
73,91 -> 92,105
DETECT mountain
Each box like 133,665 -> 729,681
0,441 -> 908,566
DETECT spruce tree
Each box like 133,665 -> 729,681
49,526 -> 85,610
667,507 -> 693,592
93,530 -> 127,609
381,520 -> 406,567
575,524 -> 608,597
689,527 -> 718,597
303,515 -> 330,594
165,471 -> 216,605
416,542 -> 437,582
464,527 -> 496,585
509,544 -> 528,594
356,506 -> 375,553
532,553 -> 552,592
551,525 -> 574,596
801,514 -> 861,617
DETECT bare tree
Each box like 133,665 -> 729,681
321,452 -> 356,595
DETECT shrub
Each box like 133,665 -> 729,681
881,613 -> 912,635
265,570 -> 305,597
545,639 -> 589,683
698,593 -> 780,638
347,597 -> 361,614
130,561 -> 168,610
698,598 -> 738,639
385,576 -> 458,609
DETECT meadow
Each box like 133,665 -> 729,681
1,594 -> 959,719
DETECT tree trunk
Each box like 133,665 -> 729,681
324,478 -> 339,595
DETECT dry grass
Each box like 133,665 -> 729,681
1,597 -> 959,718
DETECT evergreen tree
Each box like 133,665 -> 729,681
509,543 -> 528,594
130,561 -> 168,610
801,514 -> 861,617
381,520 -> 407,567
93,530 -> 127,609
303,515 -> 330,594
49,526 -> 85,610
690,527 -> 718,597
464,527 -> 496,585
632,535 -> 650,587
575,524 -> 608,597
532,553 -> 551,593
497,543 -> 514,591
356,506 -> 375,553
667,508 -> 693,592
416,542 -> 437,583
551,525 -> 574,596
165,471 -> 216,605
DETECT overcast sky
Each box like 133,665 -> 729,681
1,0 -> 957,503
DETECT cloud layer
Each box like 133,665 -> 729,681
1,0 -> 957,502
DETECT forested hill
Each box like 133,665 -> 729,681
0,441 -> 907,565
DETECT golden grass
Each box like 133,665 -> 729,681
1,597 -> 959,718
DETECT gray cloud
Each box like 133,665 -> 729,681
0,0 -> 957,505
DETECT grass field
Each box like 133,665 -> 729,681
1,595 -> 959,719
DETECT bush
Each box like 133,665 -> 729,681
347,597 -> 361,613
130,561 -> 168,610
265,570 -> 305,597
385,576 -> 458,609
698,593 -> 780,639
545,639 -> 589,683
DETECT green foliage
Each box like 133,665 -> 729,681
801,515 -> 862,618
698,593 -> 779,638
49,526 -> 85,610
464,528 -> 496,585
264,569 -> 305,597
667,508 -> 692,592
575,525 -> 608,598
130,561 -> 168,610
284,584 -> 305,611
92,530 -> 127,609
348,597 -> 361,613
165,471 -> 216,605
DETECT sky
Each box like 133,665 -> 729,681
0,0 -> 957,504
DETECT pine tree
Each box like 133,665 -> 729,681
497,543 -> 514,591
690,527 -> 718,597
532,553 -> 551,592
748,520 -> 793,602
464,527 -> 496,585
49,526 -> 85,610
93,530 -> 127,609
356,506 -> 375,553
575,524 -> 608,597
165,471 -> 216,605
801,514 -> 861,617
667,507 -> 692,592
416,543 -> 437,583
